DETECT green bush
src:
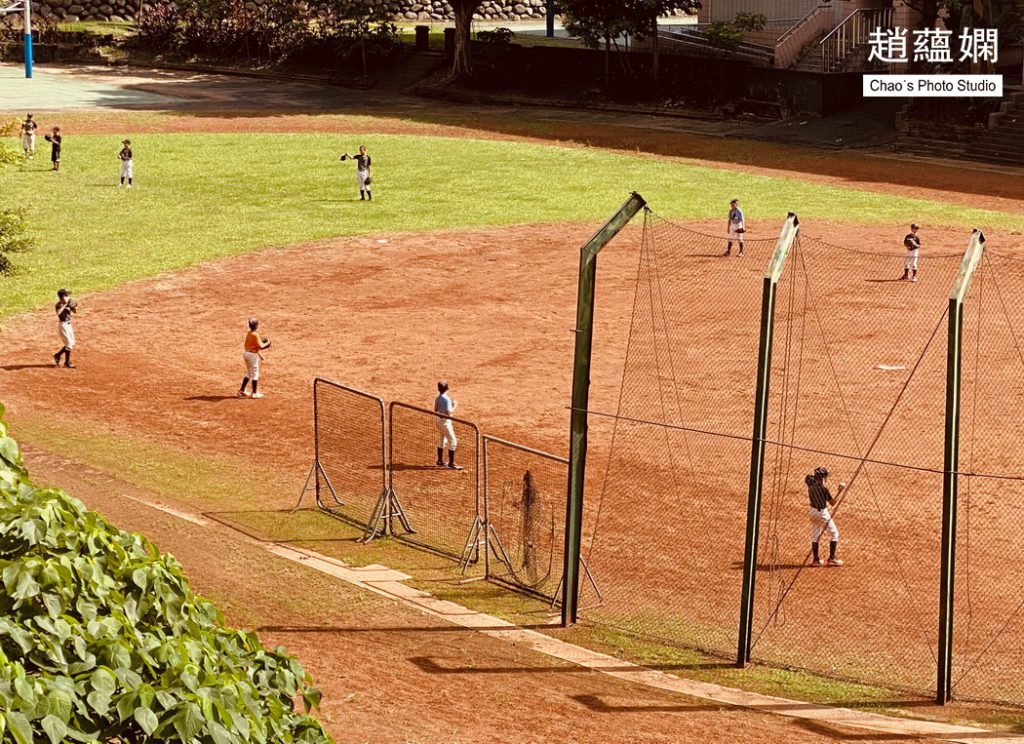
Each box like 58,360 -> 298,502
0,404 -> 333,744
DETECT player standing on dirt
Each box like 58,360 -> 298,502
725,198 -> 745,257
901,223 -> 921,282
118,139 -> 134,188
20,113 -> 37,159
53,289 -> 77,368
434,380 -> 462,470
238,318 -> 271,399
340,145 -> 372,201
806,466 -> 845,567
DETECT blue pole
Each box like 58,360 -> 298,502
25,33 -> 33,78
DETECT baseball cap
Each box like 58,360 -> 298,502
813,466 -> 829,478
911,223 -> 920,229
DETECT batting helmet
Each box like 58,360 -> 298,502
813,466 -> 830,479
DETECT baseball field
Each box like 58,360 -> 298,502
3,63 -> 1024,742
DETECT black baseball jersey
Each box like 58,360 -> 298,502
21,119 -> 37,134
49,134 -> 61,158
807,479 -> 833,510
56,301 -> 73,322
119,146 -> 132,161
354,154 -> 371,171
904,233 -> 921,251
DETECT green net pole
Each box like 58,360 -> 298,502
937,229 -> 985,704
562,192 -> 647,626
737,213 -> 799,666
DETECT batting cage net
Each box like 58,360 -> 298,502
748,235 -> 965,694
305,378 -> 387,531
389,401 -> 481,564
949,250 -> 1024,706
579,211 -> 779,659
483,436 -> 567,602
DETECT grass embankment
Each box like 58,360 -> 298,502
2,132 -> 1021,319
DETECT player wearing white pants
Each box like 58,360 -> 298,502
434,380 -> 462,470
725,199 -> 745,257
21,114 -> 37,158
340,145 -> 372,201
805,466 -> 845,567
901,223 -> 921,282
53,289 -> 77,368
119,140 -> 133,187
238,318 -> 271,399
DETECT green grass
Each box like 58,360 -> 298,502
55,20 -> 133,36
2,131 -> 1020,319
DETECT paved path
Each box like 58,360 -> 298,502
0,62 -> 183,109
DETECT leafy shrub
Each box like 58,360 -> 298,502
703,21 -> 743,50
0,404 -> 333,743
0,209 -> 32,276
136,0 -> 182,51
733,12 -> 766,32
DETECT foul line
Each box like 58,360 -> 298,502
120,492 -> 1020,744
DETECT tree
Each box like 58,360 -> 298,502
625,0 -> 700,81
558,0 -> 633,83
0,119 -> 31,275
451,0 -> 482,79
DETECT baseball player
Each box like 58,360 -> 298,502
20,113 -> 37,159
434,380 -> 462,470
118,139 -> 133,188
44,127 -> 62,172
238,318 -> 271,399
806,466 -> 845,567
725,198 -> 745,257
53,288 -> 77,368
340,145 -> 372,201
901,223 -> 921,282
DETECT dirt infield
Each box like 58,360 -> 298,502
3,218 -> 1021,704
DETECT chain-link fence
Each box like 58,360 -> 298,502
388,402 -> 481,564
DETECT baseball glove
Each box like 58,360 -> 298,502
736,228 -> 746,234
67,299 -> 78,309
339,154 -> 348,161
261,337 -> 271,349
364,177 -> 372,186
44,134 -> 53,142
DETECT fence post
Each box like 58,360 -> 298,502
937,229 -> 985,704
737,213 -> 799,667
561,192 -> 647,626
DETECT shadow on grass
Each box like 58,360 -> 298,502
408,656 -> 735,676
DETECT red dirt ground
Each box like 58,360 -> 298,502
4,219 -> 1023,724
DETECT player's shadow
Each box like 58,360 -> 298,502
184,394 -> 243,402
864,278 -> 909,283
729,561 -> 810,571
0,363 -> 58,371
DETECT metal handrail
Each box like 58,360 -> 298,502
819,8 -> 862,45
819,6 -> 892,72
777,4 -> 830,44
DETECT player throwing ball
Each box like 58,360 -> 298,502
118,139 -> 133,188
53,289 -> 77,368
238,318 -> 271,399
805,466 -> 845,567
725,198 -> 745,257
434,380 -> 462,470
901,223 -> 921,282
340,145 -> 372,201
21,113 -> 37,159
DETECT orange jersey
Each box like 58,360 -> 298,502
244,331 -> 264,353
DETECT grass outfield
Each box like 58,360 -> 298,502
1,131 -> 1020,318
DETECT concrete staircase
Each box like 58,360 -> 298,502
964,92 -> 1024,166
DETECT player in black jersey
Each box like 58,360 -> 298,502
340,145 -> 373,201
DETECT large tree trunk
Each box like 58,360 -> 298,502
604,34 -> 610,85
452,0 -> 477,79
651,12 -> 659,81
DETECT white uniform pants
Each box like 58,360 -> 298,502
809,507 -> 839,543
58,321 -> 75,350
243,351 -> 261,380
728,223 -> 745,241
904,250 -> 919,271
22,132 -> 35,153
436,417 -> 457,450
121,160 -> 133,180
357,169 -> 370,191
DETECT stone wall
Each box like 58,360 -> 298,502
37,0 -> 546,22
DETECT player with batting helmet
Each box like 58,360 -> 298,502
806,466 -> 845,567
